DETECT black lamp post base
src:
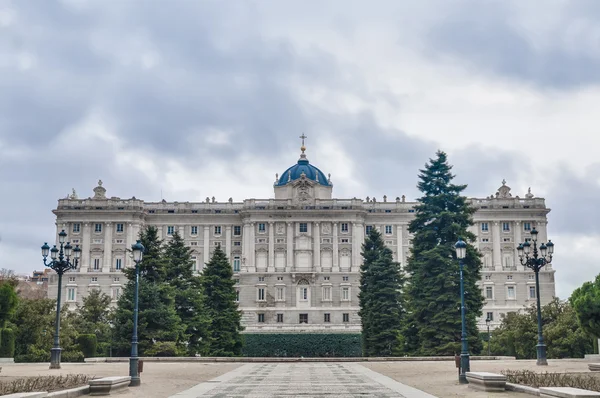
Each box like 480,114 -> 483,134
129,377 -> 141,387
49,347 -> 62,369
129,357 -> 140,386
536,343 -> 548,366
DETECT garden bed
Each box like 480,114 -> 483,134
502,369 -> 600,392
0,374 -> 91,395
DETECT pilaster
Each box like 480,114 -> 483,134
268,222 -> 275,272
103,222 -> 112,272
492,221 -> 502,271
82,223 -> 91,271
249,222 -> 256,272
126,223 -> 133,268
203,226 -> 210,265
314,222 -> 321,272
226,225 -> 232,260
286,222 -> 293,272
396,224 -> 404,267
332,222 -> 339,272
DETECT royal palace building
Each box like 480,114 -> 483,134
48,142 -> 556,332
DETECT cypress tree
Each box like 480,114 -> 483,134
405,150 -> 484,355
164,232 -> 212,355
200,246 -> 243,356
359,228 -> 406,356
113,226 -> 186,356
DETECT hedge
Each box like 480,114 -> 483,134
0,328 -> 15,358
242,334 -> 362,357
77,334 -> 97,359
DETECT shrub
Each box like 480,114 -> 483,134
77,334 -> 97,358
242,334 -> 362,357
61,350 -> 85,363
0,328 -> 15,358
145,341 -> 182,357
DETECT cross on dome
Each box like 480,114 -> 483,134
299,133 -> 307,157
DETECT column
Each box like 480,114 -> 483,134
268,222 -> 274,272
286,222 -> 294,272
352,223 -> 359,269
514,221 -> 522,269
249,222 -> 256,272
241,223 -> 248,271
103,222 -> 112,272
126,223 -> 133,268
333,222 -> 339,272
226,225 -> 232,260
492,221 -> 502,270
82,223 -> 91,271
537,221 -> 548,244
203,226 -> 210,265
313,222 -> 321,272
396,225 -> 404,266
156,225 -> 163,240
178,225 -> 185,237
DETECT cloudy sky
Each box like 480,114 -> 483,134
1,0 -> 599,298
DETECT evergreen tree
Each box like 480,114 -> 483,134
359,228 -> 406,356
164,232 -> 212,355
113,226 -> 186,356
200,246 -> 243,356
73,289 -> 113,356
570,273 -> 600,342
405,151 -> 484,355
123,226 -> 168,283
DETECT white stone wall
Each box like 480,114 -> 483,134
49,180 -> 555,333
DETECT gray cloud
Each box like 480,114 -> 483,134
0,0 -> 598,300
423,0 -> 600,89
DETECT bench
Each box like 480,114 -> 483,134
539,387 -> 600,398
89,376 -> 131,396
465,372 -> 506,392
589,363 -> 600,371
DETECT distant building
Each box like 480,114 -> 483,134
48,139 -> 556,332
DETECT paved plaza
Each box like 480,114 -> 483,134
1,359 -> 595,397
170,363 -> 437,397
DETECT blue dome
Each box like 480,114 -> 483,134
276,158 -> 331,187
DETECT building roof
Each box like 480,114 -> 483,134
275,137 -> 332,187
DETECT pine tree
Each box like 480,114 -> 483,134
405,150 -> 484,355
164,232 -> 212,355
359,228 -> 406,356
123,226 -> 168,284
73,289 -> 112,356
200,246 -> 243,356
113,226 -> 186,356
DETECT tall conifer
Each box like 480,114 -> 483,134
200,246 -> 243,356
359,228 -> 406,356
113,226 -> 186,356
164,232 -> 212,355
405,151 -> 484,355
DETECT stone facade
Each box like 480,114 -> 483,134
47,149 -> 556,333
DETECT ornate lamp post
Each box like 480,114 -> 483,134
455,238 -> 470,383
517,228 -> 554,366
41,230 -> 81,369
129,240 -> 144,387
485,317 -> 491,356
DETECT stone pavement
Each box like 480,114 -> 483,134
170,362 -> 438,397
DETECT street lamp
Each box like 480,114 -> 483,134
485,317 -> 491,356
129,240 -> 144,387
41,230 -> 81,369
455,238 -> 470,384
517,228 -> 554,366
